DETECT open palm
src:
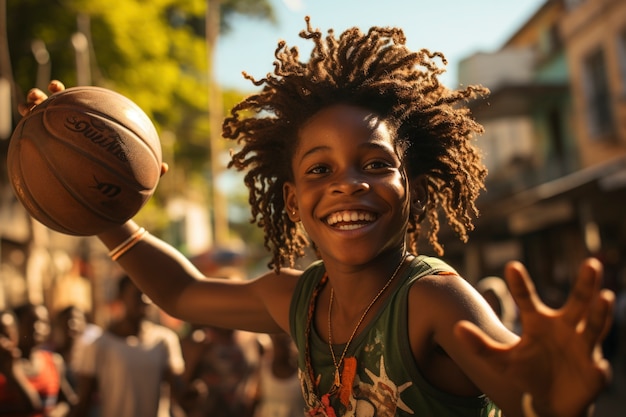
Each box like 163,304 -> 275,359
456,258 -> 614,417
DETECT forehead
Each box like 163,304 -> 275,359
298,104 -> 394,145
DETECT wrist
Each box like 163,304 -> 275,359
98,221 -> 148,261
108,227 -> 148,261
97,221 -> 139,246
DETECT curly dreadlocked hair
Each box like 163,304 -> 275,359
223,17 -> 488,271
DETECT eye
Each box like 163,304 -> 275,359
306,164 -> 330,175
364,159 -> 393,171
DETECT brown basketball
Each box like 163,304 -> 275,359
7,86 -> 162,236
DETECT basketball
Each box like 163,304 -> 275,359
7,86 -> 162,236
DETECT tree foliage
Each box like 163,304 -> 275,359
6,0 -> 275,237
8,0 -> 273,171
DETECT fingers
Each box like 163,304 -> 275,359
18,88 -> 46,116
562,258 -> 602,326
48,80 -> 65,93
582,289 -> 615,349
596,357 -> 613,386
597,289 -> 616,340
504,261 -> 541,314
506,257 -> 614,357
160,162 -> 170,177
17,80 -> 65,116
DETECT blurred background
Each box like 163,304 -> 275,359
0,0 -> 625,414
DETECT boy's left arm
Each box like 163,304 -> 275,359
455,258 -> 614,417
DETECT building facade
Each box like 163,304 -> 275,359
449,0 -> 626,305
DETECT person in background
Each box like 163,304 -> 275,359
48,306 -> 101,391
254,333 -> 305,417
0,309 -> 44,415
69,276 -> 186,417
179,323 -> 260,417
0,304 -> 77,416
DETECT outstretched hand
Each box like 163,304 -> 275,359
455,258 -> 614,417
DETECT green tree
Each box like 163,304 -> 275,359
8,0 -> 273,167
6,0 -> 275,239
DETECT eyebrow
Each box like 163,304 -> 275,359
299,139 -> 395,163
298,145 -> 331,165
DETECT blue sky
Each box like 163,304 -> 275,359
215,0 -> 546,90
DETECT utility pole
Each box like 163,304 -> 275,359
206,0 -> 228,246
30,40 -> 50,91
72,14 -> 92,86
0,0 -> 15,139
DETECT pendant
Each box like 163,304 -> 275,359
329,369 -> 342,395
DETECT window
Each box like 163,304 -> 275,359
582,48 -> 613,137
538,24 -> 562,58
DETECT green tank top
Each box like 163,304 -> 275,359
290,255 -> 502,416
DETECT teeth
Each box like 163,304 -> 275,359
326,210 -> 376,226
336,223 -> 364,231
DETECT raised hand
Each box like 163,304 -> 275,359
455,258 -> 614,417
16,80 -> 169,179
18,80 -> 66,116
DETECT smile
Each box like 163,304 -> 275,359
325,210 -> 378,230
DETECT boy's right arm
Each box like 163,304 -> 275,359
98,221 -> 298,334
20,82 -> 296,335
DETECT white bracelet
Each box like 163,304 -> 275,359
522,393 -> 539,417
108,227 -> 147,261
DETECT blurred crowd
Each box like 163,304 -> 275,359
0,272 -> 305,417
3,263 -> 626,417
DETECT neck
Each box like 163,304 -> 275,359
325,252 -> 409,343
325,250 -> 408,312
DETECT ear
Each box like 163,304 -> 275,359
410,175 -> 429,219
283,182 -> 300,222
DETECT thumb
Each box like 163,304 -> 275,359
454,321 -> 512,378
454,320 -> 506,356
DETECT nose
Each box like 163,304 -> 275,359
329,168 -> 370,195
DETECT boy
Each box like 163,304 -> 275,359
21,18 -> 613,416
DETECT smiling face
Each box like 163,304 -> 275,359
284,104 -> 416,267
